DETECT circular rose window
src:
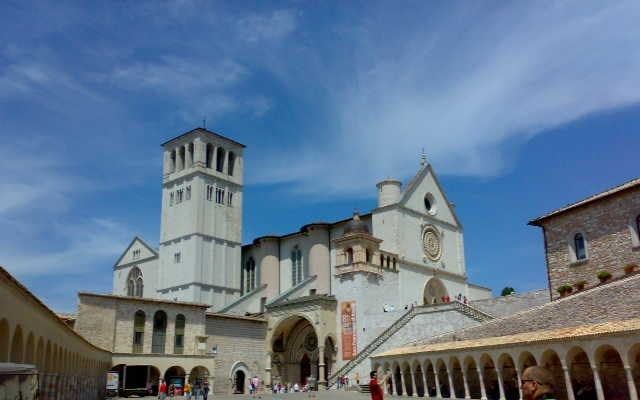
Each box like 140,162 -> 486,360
423,226 -> 442,261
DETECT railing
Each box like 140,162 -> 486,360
327,301 -> 495,388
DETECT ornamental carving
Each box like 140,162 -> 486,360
304,333 -> 318,351
422,226 -> 442,261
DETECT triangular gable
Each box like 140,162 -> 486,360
114,236 -> 158,268
399,164 -> 462,228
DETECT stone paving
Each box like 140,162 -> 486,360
108,391 -> 424,400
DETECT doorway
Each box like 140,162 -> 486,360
234,370 -> 245,394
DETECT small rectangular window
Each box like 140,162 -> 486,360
227,192 -> 233,206
215,187 -> 225,204
174,252 -> 181,263
132,249 -> 141,260
176,188 -> 184,204
206,185 -> 213,201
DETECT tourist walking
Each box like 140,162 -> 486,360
369,370 -> 388,400
158,379 -> 167,400
184,381 -> 192,399
202,380 -> 210,400
521,366 -> 557,400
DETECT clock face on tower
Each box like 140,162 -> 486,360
423,226 -> 442,261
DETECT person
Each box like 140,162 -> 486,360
184,381 -> 192,399
369,370 -> 389,400
293,382 -> 300,392
521,366 -> 557,400
202,380 -> 210,400
158,379 -> 168,400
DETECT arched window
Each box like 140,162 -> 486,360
245,258 -> 256,293
216,147 -> 225,172
205,143 -> 214,168
174,314 -> 185,354
291,246 -> 303,285
187,142 -> 194,167
228,151 -> 236,176
132,311 -> 145,353
366,249 -> 371,263
346,248 -> 354,265
380,254 -> 384,267
574,233 -> 587,260
170,150 -> 176,172
151,311 -> 167,354
127,267 -> 143,298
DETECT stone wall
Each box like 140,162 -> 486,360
539,185 -> 640,299
205,314 -> 267,395
470,289 -> 550,317
426,274 -> 640,344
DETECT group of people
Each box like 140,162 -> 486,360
336,375 -> 349,389
158,378 -> 209,400
368,366 -> 559,400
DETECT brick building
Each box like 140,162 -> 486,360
529,178 -> 640,299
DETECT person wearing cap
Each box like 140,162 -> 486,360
521,366 -> 557,400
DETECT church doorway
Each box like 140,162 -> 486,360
423,277 -> 448,305
300,354 -> 311,385
234,370 -> 245,394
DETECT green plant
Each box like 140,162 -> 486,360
557,284 -> 573,295
624,264 -> 637,274
573,280 -> 587,291
501,287 -> 516,296
597,270 -> 612,282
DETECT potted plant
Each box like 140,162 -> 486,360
624,264 -> 637,275
597,270 -> 612,283
557,284 -> 573,297
573,280 -> 587,291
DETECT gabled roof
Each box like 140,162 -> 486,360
113,236 -> 158,268
161,127 -> 246,148
529,177 -> 640,226
398,163 -> 462,228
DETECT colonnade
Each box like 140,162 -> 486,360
373,336 -> 640,400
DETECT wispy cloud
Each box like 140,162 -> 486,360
236,9 -> 297,43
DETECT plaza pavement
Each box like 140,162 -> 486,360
109,392 -> 426,400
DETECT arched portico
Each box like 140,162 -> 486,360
268,315 -> 320,387
423,278 -> 449,305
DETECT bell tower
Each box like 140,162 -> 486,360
158,128 -> 244,308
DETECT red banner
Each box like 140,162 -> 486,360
341,301 -> 357,360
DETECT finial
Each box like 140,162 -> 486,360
420,148 -> 427,166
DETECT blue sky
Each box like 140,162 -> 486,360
1,1 -> 639,312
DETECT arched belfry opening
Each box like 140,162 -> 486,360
423,277 -> 448,305
270,316 -> 319,386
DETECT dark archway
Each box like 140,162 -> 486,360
300,353 -> 311,385
234,370 -> 245,393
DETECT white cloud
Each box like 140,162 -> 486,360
249,1 -> 640,197
236,9 -> 297,43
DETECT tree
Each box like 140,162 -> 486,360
501,287 -> 516,296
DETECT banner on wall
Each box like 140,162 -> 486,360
341,301 -> 357,360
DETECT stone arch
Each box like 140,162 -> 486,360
540,348 -> 568,399
628,343 -> 640,398
164,365 -> 186,388
9,324 -> 23,363
567,345 -> 595,400
323,335 -> 337,380
190,365 -> 210,385
464,356 -> 482,399
412,359 -> 425,397
424,359 -> 437,397
402,361 -> 413,396
423,277 -> 449,305
269,314 -> 320,386
0,319 -> 9,362
449,356 -> 465,399
436,358 -> 450,398
518,351 -> 537,373
480,353 -> 499,400
152,310 -> 168,353
382,362 -> 392,394
392,362 -> 403,395
594,344 -> 629,399
497,352 -> 519,400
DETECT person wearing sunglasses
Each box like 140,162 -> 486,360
521,366 -> 557,400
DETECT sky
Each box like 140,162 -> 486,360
1,1 -> 639,312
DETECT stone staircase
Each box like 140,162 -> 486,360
327,301 -> 494,388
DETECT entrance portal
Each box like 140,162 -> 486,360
300,354 -> 311,385
234,370 -> 245,394
270,316 -> 320,385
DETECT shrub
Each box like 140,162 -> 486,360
557,284 -> 573,295
597,270 -> 612,282
573,280 -> 587,290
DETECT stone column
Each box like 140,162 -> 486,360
265,353 -> 272,387
625,365 -> 639,400
592,365 -> 605,400
447,367 -> 455,399
421,368 -> 428,398
461,369 -> 470,399
516,369 -> 523,400
212,146 -> 218,171
434,370 -> 441,398
400,370 -> 407,396
562,366 -> 575,400
318,346 -> 327,389
410,367 -> 418,397
391,370 -> 398,396
496,368 -> 506,400
478,370 -> 488,400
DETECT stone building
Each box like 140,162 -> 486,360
98,127 -> 493,391
529,178 -> 640,299
371,176 -> 640,400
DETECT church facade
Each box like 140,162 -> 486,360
103,127 -> 491,391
